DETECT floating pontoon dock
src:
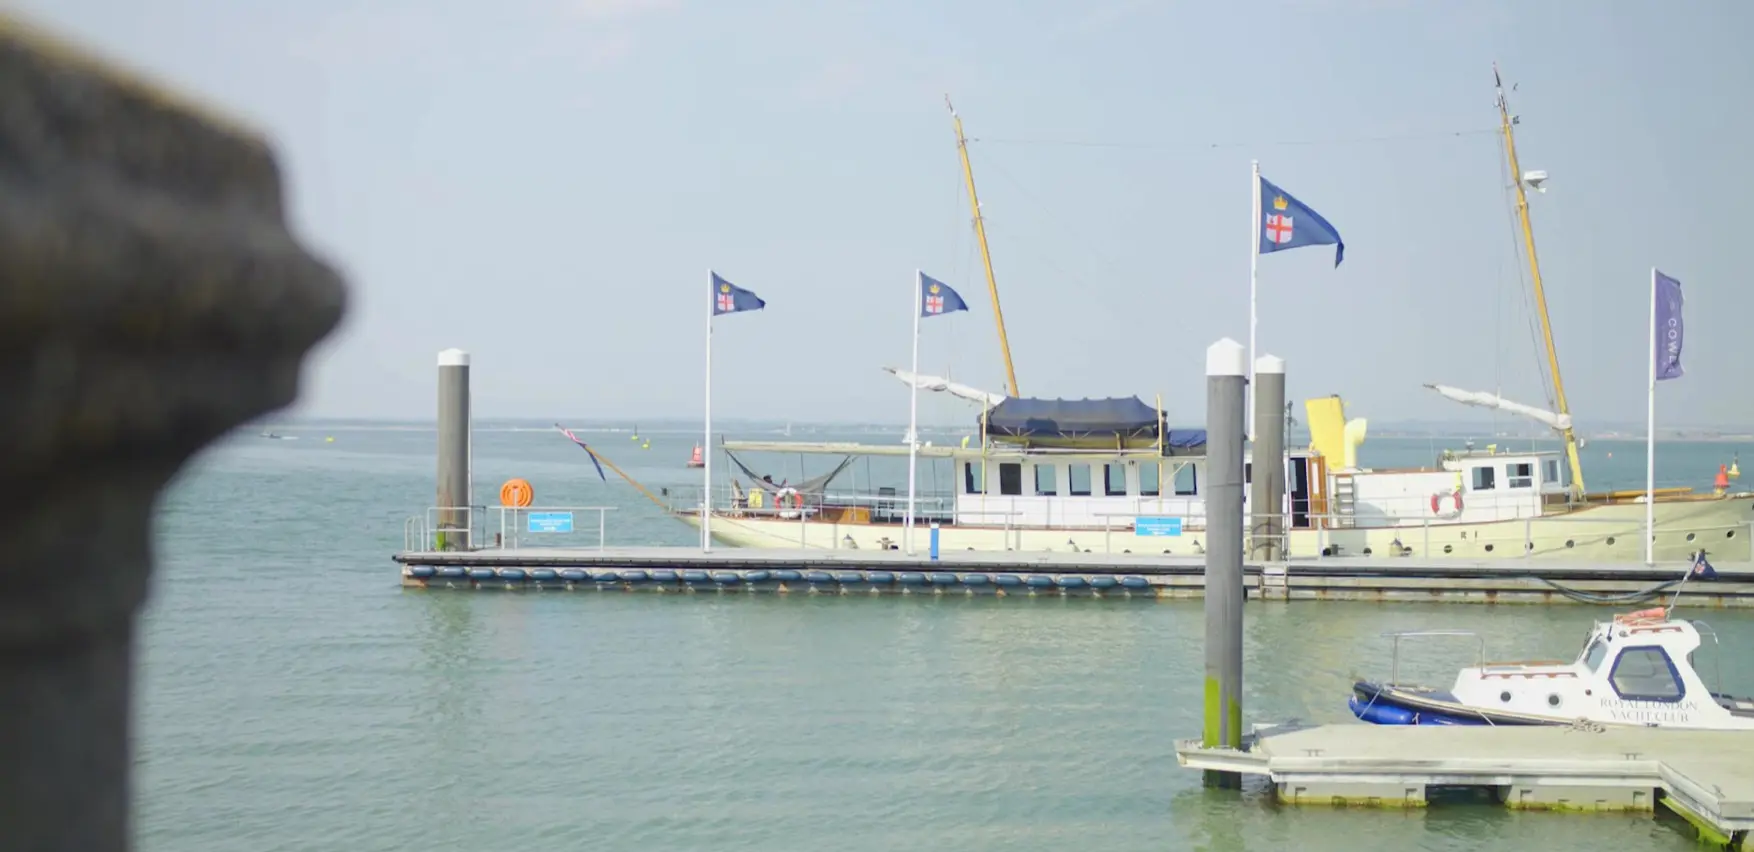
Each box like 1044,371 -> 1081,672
392,546 -> 1754,605
1177,723 -> 1754,847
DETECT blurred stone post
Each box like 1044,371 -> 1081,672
0,17 -> 346,851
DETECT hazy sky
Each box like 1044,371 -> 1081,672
17,0 -> 1752,427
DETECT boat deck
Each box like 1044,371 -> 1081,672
392,547 -> 1754,605
1177,722 -> 1754,846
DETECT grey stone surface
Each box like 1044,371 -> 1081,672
0,16 -> 346,850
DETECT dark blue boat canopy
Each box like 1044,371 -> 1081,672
980,396 -> 1207,453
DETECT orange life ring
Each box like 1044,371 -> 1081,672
500,478 -> 534,507
775,488 -> 803,516
1429,489 -> 1462,517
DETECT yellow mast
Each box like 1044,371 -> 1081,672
1494,62 -> 1585,497
946,95 -> 1021,398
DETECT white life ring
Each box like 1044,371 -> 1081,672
1429,489 -> 1463,519
775,488 -> 804,518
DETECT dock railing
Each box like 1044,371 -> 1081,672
414,505 -> 487,553
1277,512 -> 1751,562
491,506 -> 616,551
401,492 -> 1751,563
404,505 -> 616,552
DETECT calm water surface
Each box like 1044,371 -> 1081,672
138,426 -> 1754,851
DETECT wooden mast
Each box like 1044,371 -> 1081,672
946,95 -> 1021,398
1494,63 -> 1585,497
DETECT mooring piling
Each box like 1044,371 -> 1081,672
1249,354 -> 1286,561
1203,338 -> 1247,788
436,348 -> 472,550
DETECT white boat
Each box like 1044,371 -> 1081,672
675,389 -> 1752,561
659,70 -> 1753,562
1349,561 -> 1754,729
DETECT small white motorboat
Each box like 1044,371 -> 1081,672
1350,558 -> 1754,730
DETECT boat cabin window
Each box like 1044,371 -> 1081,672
1103,464 -> 1127,497
1544,459 -> 1562,487
1581,638 -> 1609,672
1034,464 -> 1057,496
1140,463 -> 1160,497
997,463 -> 1023,496
1067,463 -> 1092,497
963,462 -> 984,495
1609,646 -> 1685,702
1173,463 -> 1197,496
1508,462 -> 1534,489
1470,466 -> 1496,491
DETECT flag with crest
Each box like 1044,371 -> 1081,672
919,272 -> 969,318
1258,175 -> 1345,266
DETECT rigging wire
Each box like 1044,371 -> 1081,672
974,152 -> 1133,297
969,127 -> 1500,151
947,149 -> 969,421
1495,125 -> 1559,415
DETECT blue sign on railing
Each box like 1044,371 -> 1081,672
1134,516 -> 1183,537
527,511 -> 574,533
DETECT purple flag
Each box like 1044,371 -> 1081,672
1654,270 -> 1684,381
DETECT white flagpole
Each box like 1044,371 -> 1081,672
703,270 -> 714,552
1248,159 -> 1261,439
906,271 -> 923,555
1645,267 -> 1657,566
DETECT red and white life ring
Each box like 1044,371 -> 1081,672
1429,489 -> 1463,519
775,488 -> 804,518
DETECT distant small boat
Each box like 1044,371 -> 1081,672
259,431 -> 298,441
686,444 -> 705,468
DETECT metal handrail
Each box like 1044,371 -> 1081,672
1380,629 -> 1487,685
1687,619 -> 1727,699
400,498 -> 1750,563
421,504 -> 483,552
491,505 -> 617,551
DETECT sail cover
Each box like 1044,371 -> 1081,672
981,396 -> 1207,453
1424,384 -> 1573,431
882,367 -> 1006,407
723,451 -> 855,495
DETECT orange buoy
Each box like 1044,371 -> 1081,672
499,478 -> 534,507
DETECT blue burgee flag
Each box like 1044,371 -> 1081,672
1258,175 -> 1345,267
1692,551 -> 1717,580
1653,269 -> 1684,381
711,271 -> 765,316
919,272 -> 969,318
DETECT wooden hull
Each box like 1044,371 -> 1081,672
678,494 -> 1754,562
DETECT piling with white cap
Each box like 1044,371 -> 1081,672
1203,338 -> 1247,788
436,348 -> 472,550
